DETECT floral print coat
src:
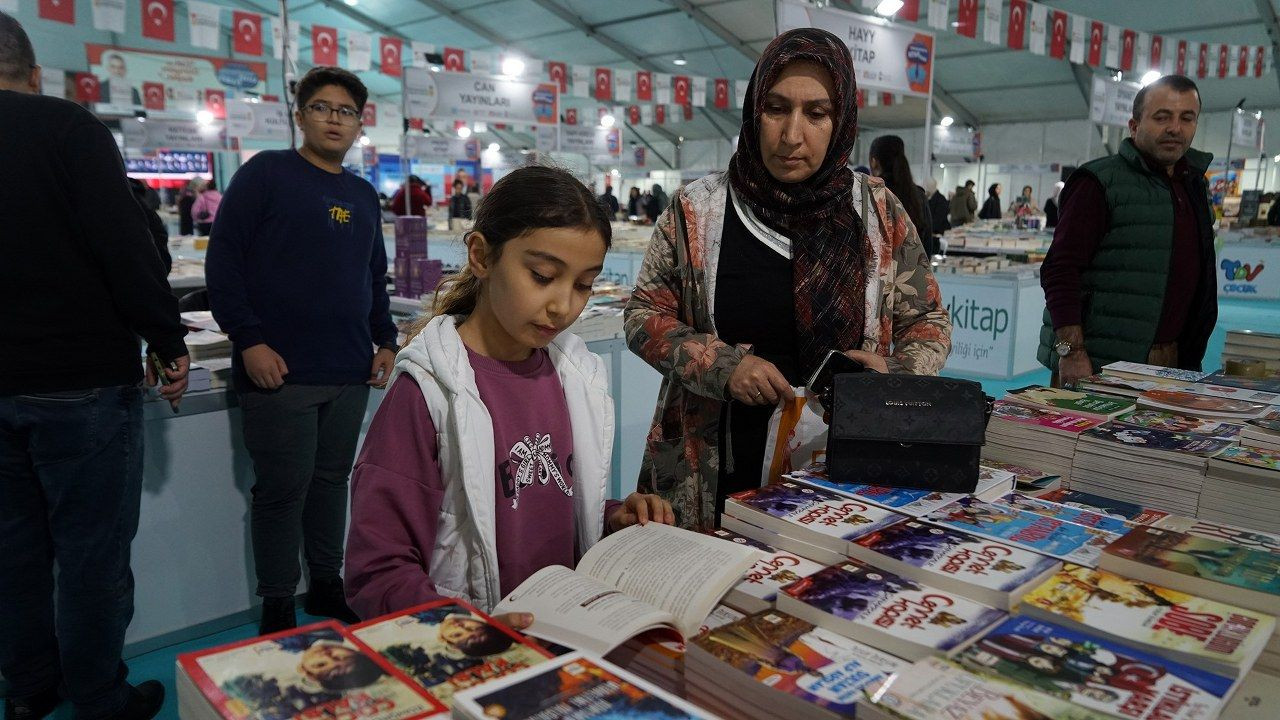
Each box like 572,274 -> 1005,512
623,171 -> 952,530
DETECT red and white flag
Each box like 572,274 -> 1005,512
380,37 -> 402,76
312,25 -> 338,66
956,0 -> 978,38
143,81 -> 164,110
1257,46 -> 1268,78
1120,29 -> 1135,71
39,0 -> 76,25
1007,0 -> 1026,50
594,67 -> 612,101
856,90 -> 866,109
1087,21 -> 1104,66
232,12 -> 262,56
714,78 -> 730,110
74,73 -> 100,103
636,71 -> 652,101
1176,40 -> 1188,75
655,104 -> 666,125
1217,44 -> 1229,78
443,47 -> 466,72
564,108 -> 578,126
1237,45 -> 1249,77
681,103 -> 693,121
141,0 -> 175,41
897,0 -> 920,21
547,62 -> 567,93
1150,35 -> 1164,70
361,103 -> 376,127
881,93 -> 894,106
1196,43 -> 1208,78
627,105 -> 641,125
205,89 -> 225,119
1049,10 -> 1068,59
673,75 -> 690,105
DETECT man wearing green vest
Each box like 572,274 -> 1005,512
1038,75 -> 1216,386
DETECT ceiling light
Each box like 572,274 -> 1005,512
195,110 -> 214,126
673,54 -> 687,66
939,163 -> 946,169
939,115 -> 954,127
343,0 -> 358,6
600,113 -> 616,128
1273,154 -> 1280,163
610,168 -> 620,176
430,65 -> 441,72
1140,70 -> 1162,86
457,126 -> 472,139
359,135 -> 370,146
501,55 -> 525,77
874,0 -> 905,16
1256,110 -> 1264,120
1112,70 -> 1123,82
487,142 -> 500,153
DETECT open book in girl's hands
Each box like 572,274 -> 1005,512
491,522 -> 760,656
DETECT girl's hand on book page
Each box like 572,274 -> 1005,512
609,493 -> 676,531
491,612 -> 534,631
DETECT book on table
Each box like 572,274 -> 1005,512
1113,409 -> 1243,441
1078,373 -> 1177,399
845,517 -> 1061,611
1203,369 -> 1280,394
176,620 -> 446,720
776,559 -> 1006,662
981,460 -> 1062,494
449,653 -> 713,720
346,599 -> 553,710
954,615 -> 1234,720
982,402 -> 1102,484
719,513 -> 854,568
1101,361 -> 1208,385
989,492 -> 1134,536
1137,389 -> 1271,420
723,481 -> 905,559
920,497 -> 1121,567
1035,489 -> 1171,525
1199,446 -> 1280,537
603,604 -> 746,698
859,656 -> 1112,720
1218,670 -> 1280,720
1003,385 -> 1136,421
489,522 -> 757,657
1015,563 -> 1275,680
785,465 -> 1017,517
1152,513 -> 1280,555
703,528 -> 826,614
1100,525 -> 1280,616
685,608 -> 906,720
1240,418 -> 1280,450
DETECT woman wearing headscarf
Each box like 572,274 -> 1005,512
624,28 -> 952,530
979,183 -> 1002,219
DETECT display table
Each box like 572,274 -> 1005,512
936,270 -> 1045,379
1216,230 -> 1280,301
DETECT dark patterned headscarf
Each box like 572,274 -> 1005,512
728,27 -> 868,379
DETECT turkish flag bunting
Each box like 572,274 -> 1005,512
636,71 -> 653,101
897,0 -> 920,22
955,0 -> 977,38
547,62 -> 567,93
233,12 -> 263,56
655,104 -> 666,125
39,0 -> 75,25
1257,46 -> 1267,78
856,90 -> 866,108
74,73 -> 100,103
1087,21 -> 1104,66
380,37 -> 402,76
594,68 -> 612,101
205,89 -> 225,119
627,105 -> 641,125
673,75 -> 690,105
143,82 -> 165,110
714,78 -> 730,110
443,47 -> 465,72
141,0 -> 175,41
1049,11 -> 1068,59
1197,43 -> 1209,78
312,25 -> 339,66
1217,44 -> 1229,78
682,103 -> 693,121
362,104 -> 377,127
1238,45 -> 1249,77
1150,35 -> 1163,69
881,93 -> 894,107
564,108 -> 578,126
1007,0 -> 1026,50
1176,40 -> 1188,75
407,118 -> 424,131
1120,29 -> 1135,71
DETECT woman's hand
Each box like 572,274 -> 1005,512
843,349 -> 889,374
728,355 -> 796,406
609,493 -> 676,531
492,612 -> 534,631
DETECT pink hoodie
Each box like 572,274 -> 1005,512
192,189 -> 222,225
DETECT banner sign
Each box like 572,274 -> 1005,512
1089,75 -> 1139,128
1217,244 -> 1280,300
226,99 -> 290,140
402,134 -> 479,162
121,117 -> 228,152
557,125 -> 621,162
776,0 -> 934,96
932,125 -> 980,157
404,69 -> 559,127
1232,112 -> 1265,153
86,44 -> 268,114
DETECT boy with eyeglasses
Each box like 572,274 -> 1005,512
206,66 -> 397,635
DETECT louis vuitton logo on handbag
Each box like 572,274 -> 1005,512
884,400 -> 932,408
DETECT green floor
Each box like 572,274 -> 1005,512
41,298 -> 1280,720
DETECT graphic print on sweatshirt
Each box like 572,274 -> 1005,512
499,433 -> 574,509
324,195 -> 354,233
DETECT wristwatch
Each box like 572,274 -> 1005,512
1054,340 -> 1077,357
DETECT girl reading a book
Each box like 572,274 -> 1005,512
343,166 -> 676,624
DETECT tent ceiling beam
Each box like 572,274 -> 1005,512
662,0 -> 762,61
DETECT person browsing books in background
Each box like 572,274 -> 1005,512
1038,75 -> 1216,388
391,175 -> 433,217
624,27 -> 952,530
206,67 -> 399,636
343,165 -> 675,625
191,178 -> 221,235
448,178 -> 472,221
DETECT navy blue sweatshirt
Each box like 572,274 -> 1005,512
206,150 -> 396,389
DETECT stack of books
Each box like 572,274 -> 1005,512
1003,385 -> 1136,422
1069,422 -> 1232,516
604,604 -> 746,698
981,460 -> 1061,495
1137,389 -> 1271,421
1101,361 -> 1207,388
182,329 -> 233,362
1201,446 -> 1280,535
982,401 -> 1103,485
685,609 -> 904,720
920,497 -> 1122,567
1035,488 -> 1171,525
1241,418 -> 1280,451
1113,409 -> 1242,441
1223,329 -> 1280,372
703,528 -> 825,614
784,463 -> 1016,517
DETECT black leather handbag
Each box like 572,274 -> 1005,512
826,373 -> 989,493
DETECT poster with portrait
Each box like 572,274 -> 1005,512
85,44 -> 269,115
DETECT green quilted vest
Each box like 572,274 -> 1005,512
1037,139 -> 1213,372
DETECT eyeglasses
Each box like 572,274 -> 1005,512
303,102 -> 361,125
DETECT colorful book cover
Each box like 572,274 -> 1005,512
1081,373 -> 1169,393
453,654 -> 710,720
790,474 -> 963,517
854,519 -> 1059,593
1152,516 -> 1280,555
347,600 -> 552,708
923,498 -> 1120,567
781,561 -> 1005,654
177,621 -> 444,720
698,605 -> 745,637
1037,489 -> 1170,525
1213,444 -> 1280,471
1140,389 -> 1269,417
690,610 -> 904,716
728,482 -> 903,543
992,493 -> 1134,535
1204,371 -> 1280,394
706,528 -> 825,604
1081,422 -> 1233,457
1186,384 -> 1280,406
982,461 -> 1060,490
1245,417 -> 1280,434
865,657 -> 1111,720
1115,410 -> 1242,440
990,401 -> 1103,433
1019,564 -> 1274,671
956,616 -> 1232,719
1005,386 -> 1135,417
1103,362 -> 1208,383
1105,526 -> 1280,595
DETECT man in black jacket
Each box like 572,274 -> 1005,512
0,14 -> 187,720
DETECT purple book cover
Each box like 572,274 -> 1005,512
1082,423 -> 1232,457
